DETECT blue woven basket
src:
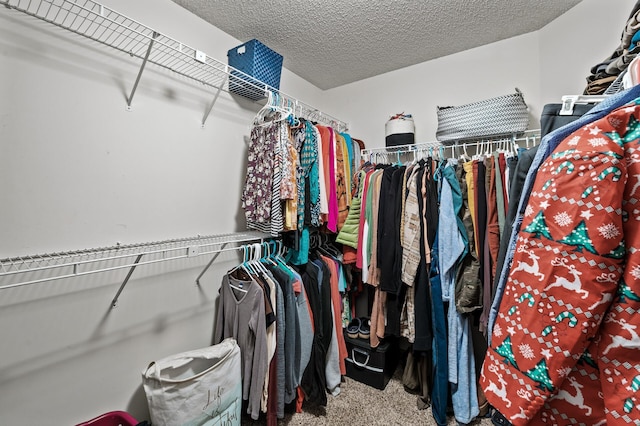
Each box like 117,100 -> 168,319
227,39 -> 283,101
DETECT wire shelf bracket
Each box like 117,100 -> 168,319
201,72 -> 229,127
1,0 -> 349,131
126,31 -> 158,111
111,253 -> 142,307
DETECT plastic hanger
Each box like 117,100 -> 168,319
559,94 -> 608,116
241,243 -> 256,275
254,91 -> 293,127
394,151 -> 403,167
255,243 -> 271,275
227,246 -> 250,292
262,241 -> 277,267
285,99 -> 300,128
458,142 -> 471,162
511,137 -> 520,156
472,141 -> 482,161
247,243 -> 266,275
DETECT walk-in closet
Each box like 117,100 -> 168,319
2,1 -> 640,425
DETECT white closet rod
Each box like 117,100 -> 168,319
1,0 -> 349,130
0,231 -> 272,305
361,129 -> 541,157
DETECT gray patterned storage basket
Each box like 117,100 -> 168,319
436,89 -> 529,143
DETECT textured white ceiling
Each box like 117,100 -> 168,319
172,0 -> 582,90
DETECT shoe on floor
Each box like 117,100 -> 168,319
358,317 -> 370,340
346,317 -> 361,339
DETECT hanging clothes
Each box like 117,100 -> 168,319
355,143 -> 521,424
482,86 -> 640,425
378,165 -> 406,295
298,260 -> 332,407
242,108 -> 359,242
214,272 -> 269,421
242,120 -> 284,236
335,132 -> 350,230
438,160 -> 479,424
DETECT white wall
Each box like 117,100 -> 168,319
0,0 -> 323,424
325,0 -> 636,150
325,32 -> 542,149
0,0 -> 636,424
539,0 -> 636,105
0,0 -> 324,257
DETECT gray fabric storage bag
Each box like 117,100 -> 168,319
436,89 -> 529,143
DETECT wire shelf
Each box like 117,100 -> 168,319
0,231 -> 271,292
361,129 -> 542,158
1,0 -> 348,130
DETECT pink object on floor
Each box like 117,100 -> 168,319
76,410 -> 138,426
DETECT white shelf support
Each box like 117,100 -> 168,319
201,72 -> 229,127
111,253 -> 143,307
195,243 -> 227,285
126,31 -> 158,111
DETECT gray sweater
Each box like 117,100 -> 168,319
214,274 -> 268,421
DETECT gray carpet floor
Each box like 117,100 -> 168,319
242,365 -> 494,426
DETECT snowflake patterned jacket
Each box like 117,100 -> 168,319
481,99 -> 640,425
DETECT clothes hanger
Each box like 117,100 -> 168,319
262,241 -> 277,267
273,240 -> 292,271
394,151 -> 403,167
253,90 -> 274,125
511,137 -> 519,156
271,240 -> 286,266
317,233 -> 341,258
456,142 -> 470,162
472,141 -> 482,161
433,145 -> 447,175
505,135 -> 515,155
254,91 -> 293,127
226,245 -> 250,292
559,94 -> 608,116
250,243 -> 270,275
285,99 -> 300,127
243,244 -> 258,276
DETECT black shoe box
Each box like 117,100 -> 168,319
344,333 -> 398,390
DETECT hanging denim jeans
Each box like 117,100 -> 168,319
429,234 -> 448,426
